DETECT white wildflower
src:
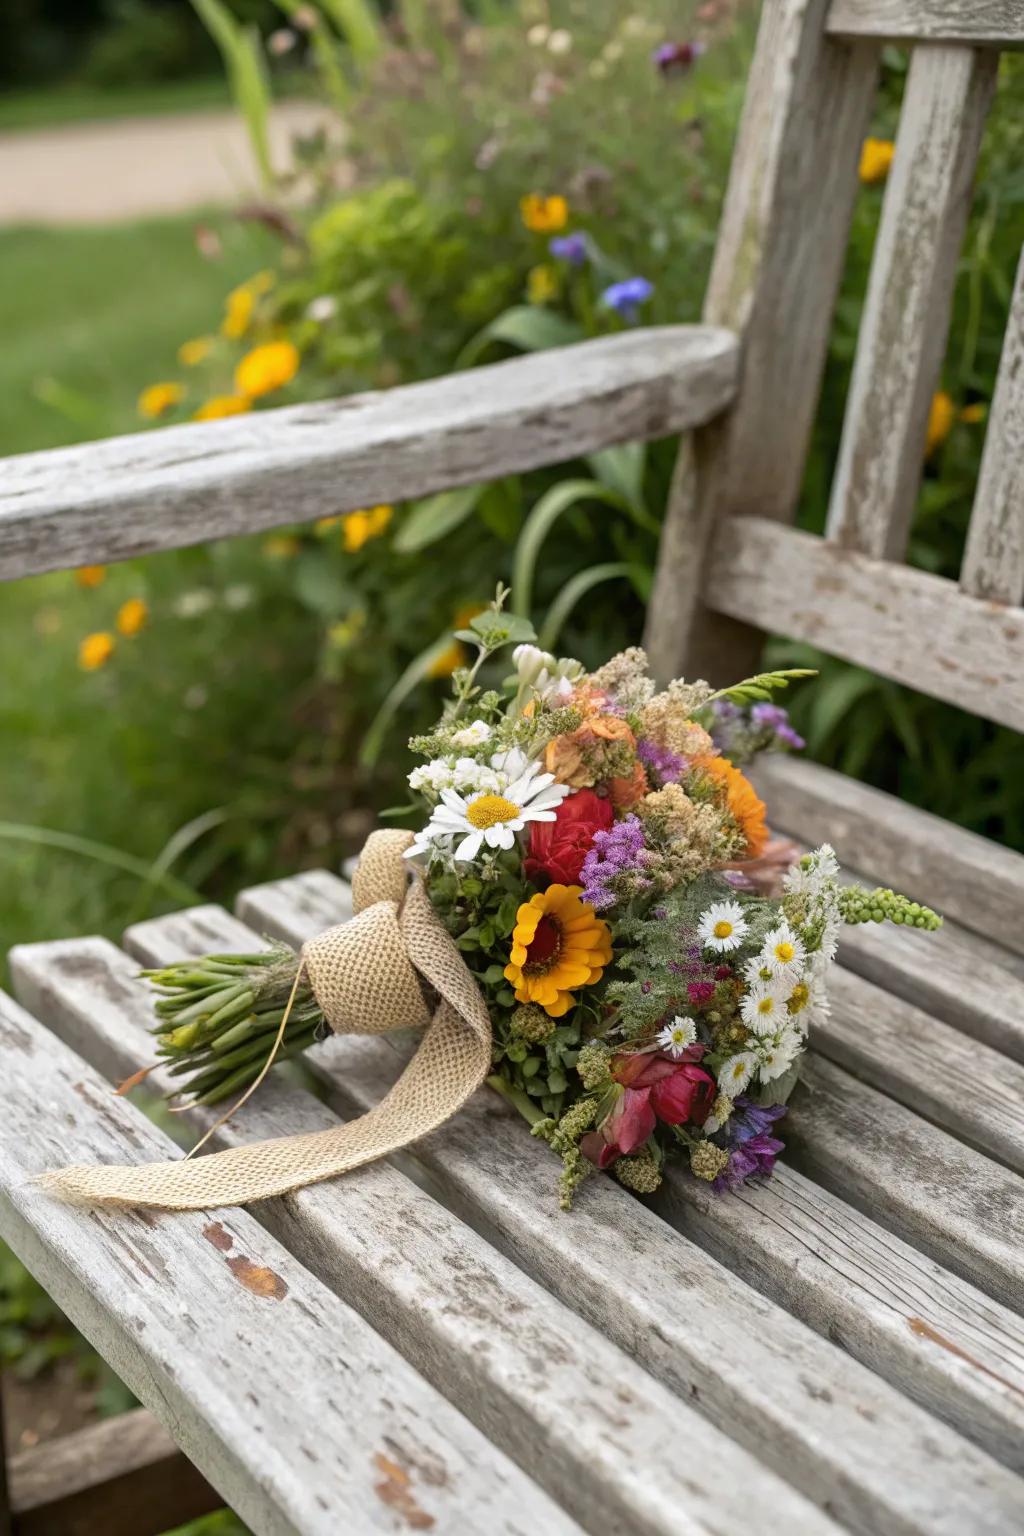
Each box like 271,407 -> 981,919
306,294 -> 338,323
547,27 -> 572,54
406,762 -> 569,864
698,899 -> 748,953
740,979 -> 790,1035
755,1027 -> 803,1082
450,719 -> 492,749
758,922 -> 806,980
657,1015 -> 696,1058
718,1052 -> 756,1096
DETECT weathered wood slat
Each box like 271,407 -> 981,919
0,993 -> 577,1536
826,45 -> 996,560
657,1160 -> 1024,1473
232,876 -> 1024,1536
708,515 -> 1024,731
12,928 -> 835,1536
236,870 -> 352,945
791,1055 -> 1024,1311
0,328 -> 736,582
7,1408 -> 221,1536
644,0 -> 879,685
752,755 -> 1024,959
828,0 -> 1024,47
961,244 -> 1024,604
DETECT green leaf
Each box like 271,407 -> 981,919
706,669 -> 818,707
191,0 -> 273,187
457,306 -> 583,368
586,443 -> 654,526
510,479 -> 629,617
537,562 -> 637,650
754,1062 -> 801,1107
394,484 -> 485,553
317,0 -> 383,63
359,631 -> 457,767
0,822 -> 202,907
292,553 -> 352,616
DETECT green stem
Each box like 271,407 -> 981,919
486,1073 -> 546,1127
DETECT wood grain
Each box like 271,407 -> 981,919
7,1408 -> 220,1536
707,514 -> 1024,730
11,928 -> 837,1536
827,46 -> 996,559
233,872 -> 1024,1536
961,244 -> 1024,603
828,0 -> 1024,47
644,0 -> 879,684
0,988 -> 582,1536
0,327 -> 736,582
752,754 -> 1024,956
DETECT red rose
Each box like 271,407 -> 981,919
649,1062 -> 715,1126
524,787 -> 613,886
583,1050 -> 716,1168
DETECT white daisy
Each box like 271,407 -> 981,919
406,762 -> 569,863
758,923 -> 806,980
740,979 -> 790,1035
450,719 -> 492,748
741,955 -> 774,988
718,1051 -> 756,1096
755,1027 -> 803,1082
657,1015 -> 697,1058
697,900 -> 749,953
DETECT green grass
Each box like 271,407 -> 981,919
0,78 -> 233,132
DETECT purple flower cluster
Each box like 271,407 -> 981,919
709,697 -> 804,764
638,737 -> 686,787
713,1098 -> 787,1191
751,702 -> 805,750
580,814 -> 652,911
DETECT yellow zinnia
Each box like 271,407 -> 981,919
235,340 -> 300,400
138,382 -> 184,419
859,137 -> 895,185
504,884 -> 613,1018
342,504 -> 392,553
178,336 -> 213,367
79,632 -> 115,671
520,193 -> 569,233
194,394 -> 251,422
926,390 -> 955,456
116,598 -> 148,637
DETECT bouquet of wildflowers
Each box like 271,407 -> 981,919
145,593 -> 940,1208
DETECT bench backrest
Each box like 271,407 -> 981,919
645,0 -> 1024,732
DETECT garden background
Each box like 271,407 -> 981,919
2,2 -> 1023,1531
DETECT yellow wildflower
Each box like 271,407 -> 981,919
926,391 -> 956,457
193,394 -> 251,422
960,402 -> 987,425
427,640 -> 466,679
315,515 -> 343,536
342,504 -> 393,553
79,632 -> 115,671
178,336 -> 213,367
235,340 -> 300,399
116,598 -> 148,637
263,534 -> 300,559
75,565 -> 106,589
138,382 -> 184,419
221,285 -> 255,340
520,193 -> 569,233
328,610 -> 367,650
247,269 -> 276,296
859,138 -> 895,185
527,264 -> 558,305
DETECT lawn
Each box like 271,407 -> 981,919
0,77 -> 233,132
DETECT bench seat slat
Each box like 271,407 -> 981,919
11,930 -> 820,1536
230,877 -> 1024,1536
0,327 -> 737,581
0,990 -> 578,1536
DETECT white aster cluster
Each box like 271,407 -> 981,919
407,738 -> 530,799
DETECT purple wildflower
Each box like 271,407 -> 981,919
638,737 -> 686,787
600,277 -> 654,323
580,814 -> 652,911
750,702 -> 805,750
549,231 -> 588,266
652,40 -> 707,76
713,1097 -> 787,1191
710,696 -> 804,762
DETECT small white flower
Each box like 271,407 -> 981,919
657,1015 -> 696,1058
450,719 -> 492,749
759,923 -> 806,980
406,762 -> 569,864
526,23 -> 549,46
407,755 -> 500,797
306,294 -> 338,324
718,1052 -> 756,1096
755,1027 -> 803,1082
740,979 -> 790,1035
223,583 -> 254,611
547,27 -> 573,54
490,746 -> 531,784
174,588 -> 215,619
698,900 -> 748,953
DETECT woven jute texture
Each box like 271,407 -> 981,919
44,829 -> 493,1210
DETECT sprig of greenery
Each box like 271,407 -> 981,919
705,668 -> 818,707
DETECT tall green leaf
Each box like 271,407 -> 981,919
318,0 -> 384,64
538,562 -> 636,650
457,306 -> 582,368
191,0 -> 273,187
394,484 -> 485,554
511,480 -> 628,617
360,633 -> 454,766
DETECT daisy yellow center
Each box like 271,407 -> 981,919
774,941 -> 796,963
756,997 -> 775,1015
788,983 -> 810,1013
714,920 -> 734,939
466,794 -> 520,830
729,1060 -> 748,1079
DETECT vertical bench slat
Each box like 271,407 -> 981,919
644,0 -> 879,684
826,44 -> 998,560
961,244 -> 1024,603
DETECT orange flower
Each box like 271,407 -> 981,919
696,755 -> 768,859
116,598 -> 148,637
925,391 -> 955,456
79,632 -> 115,671
75,565 -> 106,589
504,884 -> 612,1018
520,193 -> 569,233
235,340 -> 300,399
859,138 -> 894,185
608,760 -> 648,809
194,394 -> 251,421
545,714 -> 635,788
138,382 -> 184,419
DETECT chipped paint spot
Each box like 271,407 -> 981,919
373,1452 -> 436,1530
203,1221 -> 233,1253
908,1317 -> 1024,1397
227,1255 -> 288,1301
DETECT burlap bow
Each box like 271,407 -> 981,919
45,829 -> 493,1210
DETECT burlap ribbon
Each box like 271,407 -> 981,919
45,829 -> 493,1210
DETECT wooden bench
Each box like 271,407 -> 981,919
2,1 -> 1023,1531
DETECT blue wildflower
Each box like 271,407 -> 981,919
549,232 -> 588,266
600,277 -> 654,323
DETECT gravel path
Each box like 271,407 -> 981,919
0,102 -> 336,224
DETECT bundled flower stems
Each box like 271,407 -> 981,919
123,588 -> 940,1212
